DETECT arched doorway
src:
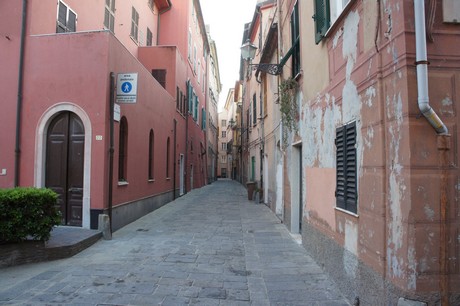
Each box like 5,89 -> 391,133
45,112 -> 85,226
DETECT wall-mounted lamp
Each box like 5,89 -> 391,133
240,39 -> 282,76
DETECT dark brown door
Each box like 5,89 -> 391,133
45,112 -> 84,226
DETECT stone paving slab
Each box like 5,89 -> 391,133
0,179 -> 350,305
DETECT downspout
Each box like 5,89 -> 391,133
185,82 -> 189,195
14,0 -> 28,187
414,1 -> 450,302
173,119 -> 177,200
413,0 -> 447,134
108,73 -> 115,233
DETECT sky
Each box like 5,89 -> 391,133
199,0 -> 258,111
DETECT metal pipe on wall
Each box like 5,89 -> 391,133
414,0 -> 448,135
14,0 -> 28,187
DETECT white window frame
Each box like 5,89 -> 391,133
104,0 -> 115,33
330,0 -> 351,25
56,0 -> 77,33
130,6 -> 139,43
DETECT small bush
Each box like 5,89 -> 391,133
0,188 -> 61,243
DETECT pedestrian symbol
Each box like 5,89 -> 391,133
121,82 -> 132,93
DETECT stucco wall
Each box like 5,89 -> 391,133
293,0 -> 459,303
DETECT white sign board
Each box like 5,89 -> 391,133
116,73 -> 138,103
114,103 -> 121,122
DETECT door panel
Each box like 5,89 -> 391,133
45,112 -> 84,226
66,113 -> 84,225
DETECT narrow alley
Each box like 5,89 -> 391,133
0,180 -> 350,306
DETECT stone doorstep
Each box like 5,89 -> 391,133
0,227 -> 102,268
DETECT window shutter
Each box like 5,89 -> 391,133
335,121 -> 357,214
335,125 -> 345,208
202,108 -> 206,130
188,84 -> 193,114
345,122 -> 357,213
314,0 -> 330,44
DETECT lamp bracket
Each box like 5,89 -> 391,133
249,63 -> 282,75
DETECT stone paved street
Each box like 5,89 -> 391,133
0,180 -> 350,306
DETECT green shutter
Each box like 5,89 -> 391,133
202,108 -> 206,130
314,0 -> 330,44
187,82 -> 193,114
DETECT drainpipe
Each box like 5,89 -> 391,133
414,1 -> 450,302
108,73 -> 115,233
14,0 -> 28,187
173,119 -> 177,200
413,0 -> 448,135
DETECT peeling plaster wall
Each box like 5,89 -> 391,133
295,0 -> 459,304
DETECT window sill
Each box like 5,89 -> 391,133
335,207 -> 359,218
166,177 -> 171,181
148,179 -> 155,183
118,181 -> 129,186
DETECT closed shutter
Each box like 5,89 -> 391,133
335,121 -> 357,213
314,0 -> 330,44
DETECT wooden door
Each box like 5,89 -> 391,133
45,112 -> 84,226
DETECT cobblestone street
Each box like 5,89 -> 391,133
0,180 -> 350,306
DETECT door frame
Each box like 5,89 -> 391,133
290,142 -> 302,234
179,154 -> 184,195
35,103 -> 92,229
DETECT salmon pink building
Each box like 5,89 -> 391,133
0,0 -> 210,231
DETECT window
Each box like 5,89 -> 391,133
291,1 -> 301,76
335,121 -> 357,214
221,120 -> 227,127
193,45 -> 197,74
152,69 -> 166,88
314,0 -> 350,44
201,108 -> 206,130
166,137 -> 170,178
148,130 -> 154,180
104,0 -> 115,33
222,131 -> 226,138
222,142 -> 227,151
252,94 -> 257,125
176,87 -> 180,110
118,117 -> 128,181
263,76 -> 268,117
146,28 -> 153,46
57,1 -> 77,33
194,96 -> 199,122
130,7 -> 139,42
181,92 -> 186,114
188,28 -> 192,61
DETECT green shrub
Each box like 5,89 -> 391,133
0,188 -> 61,243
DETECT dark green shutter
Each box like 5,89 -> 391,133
335,121 -> 357,214
314,0 -> 330,44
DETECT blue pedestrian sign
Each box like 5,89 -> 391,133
116,73 -> 138,103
